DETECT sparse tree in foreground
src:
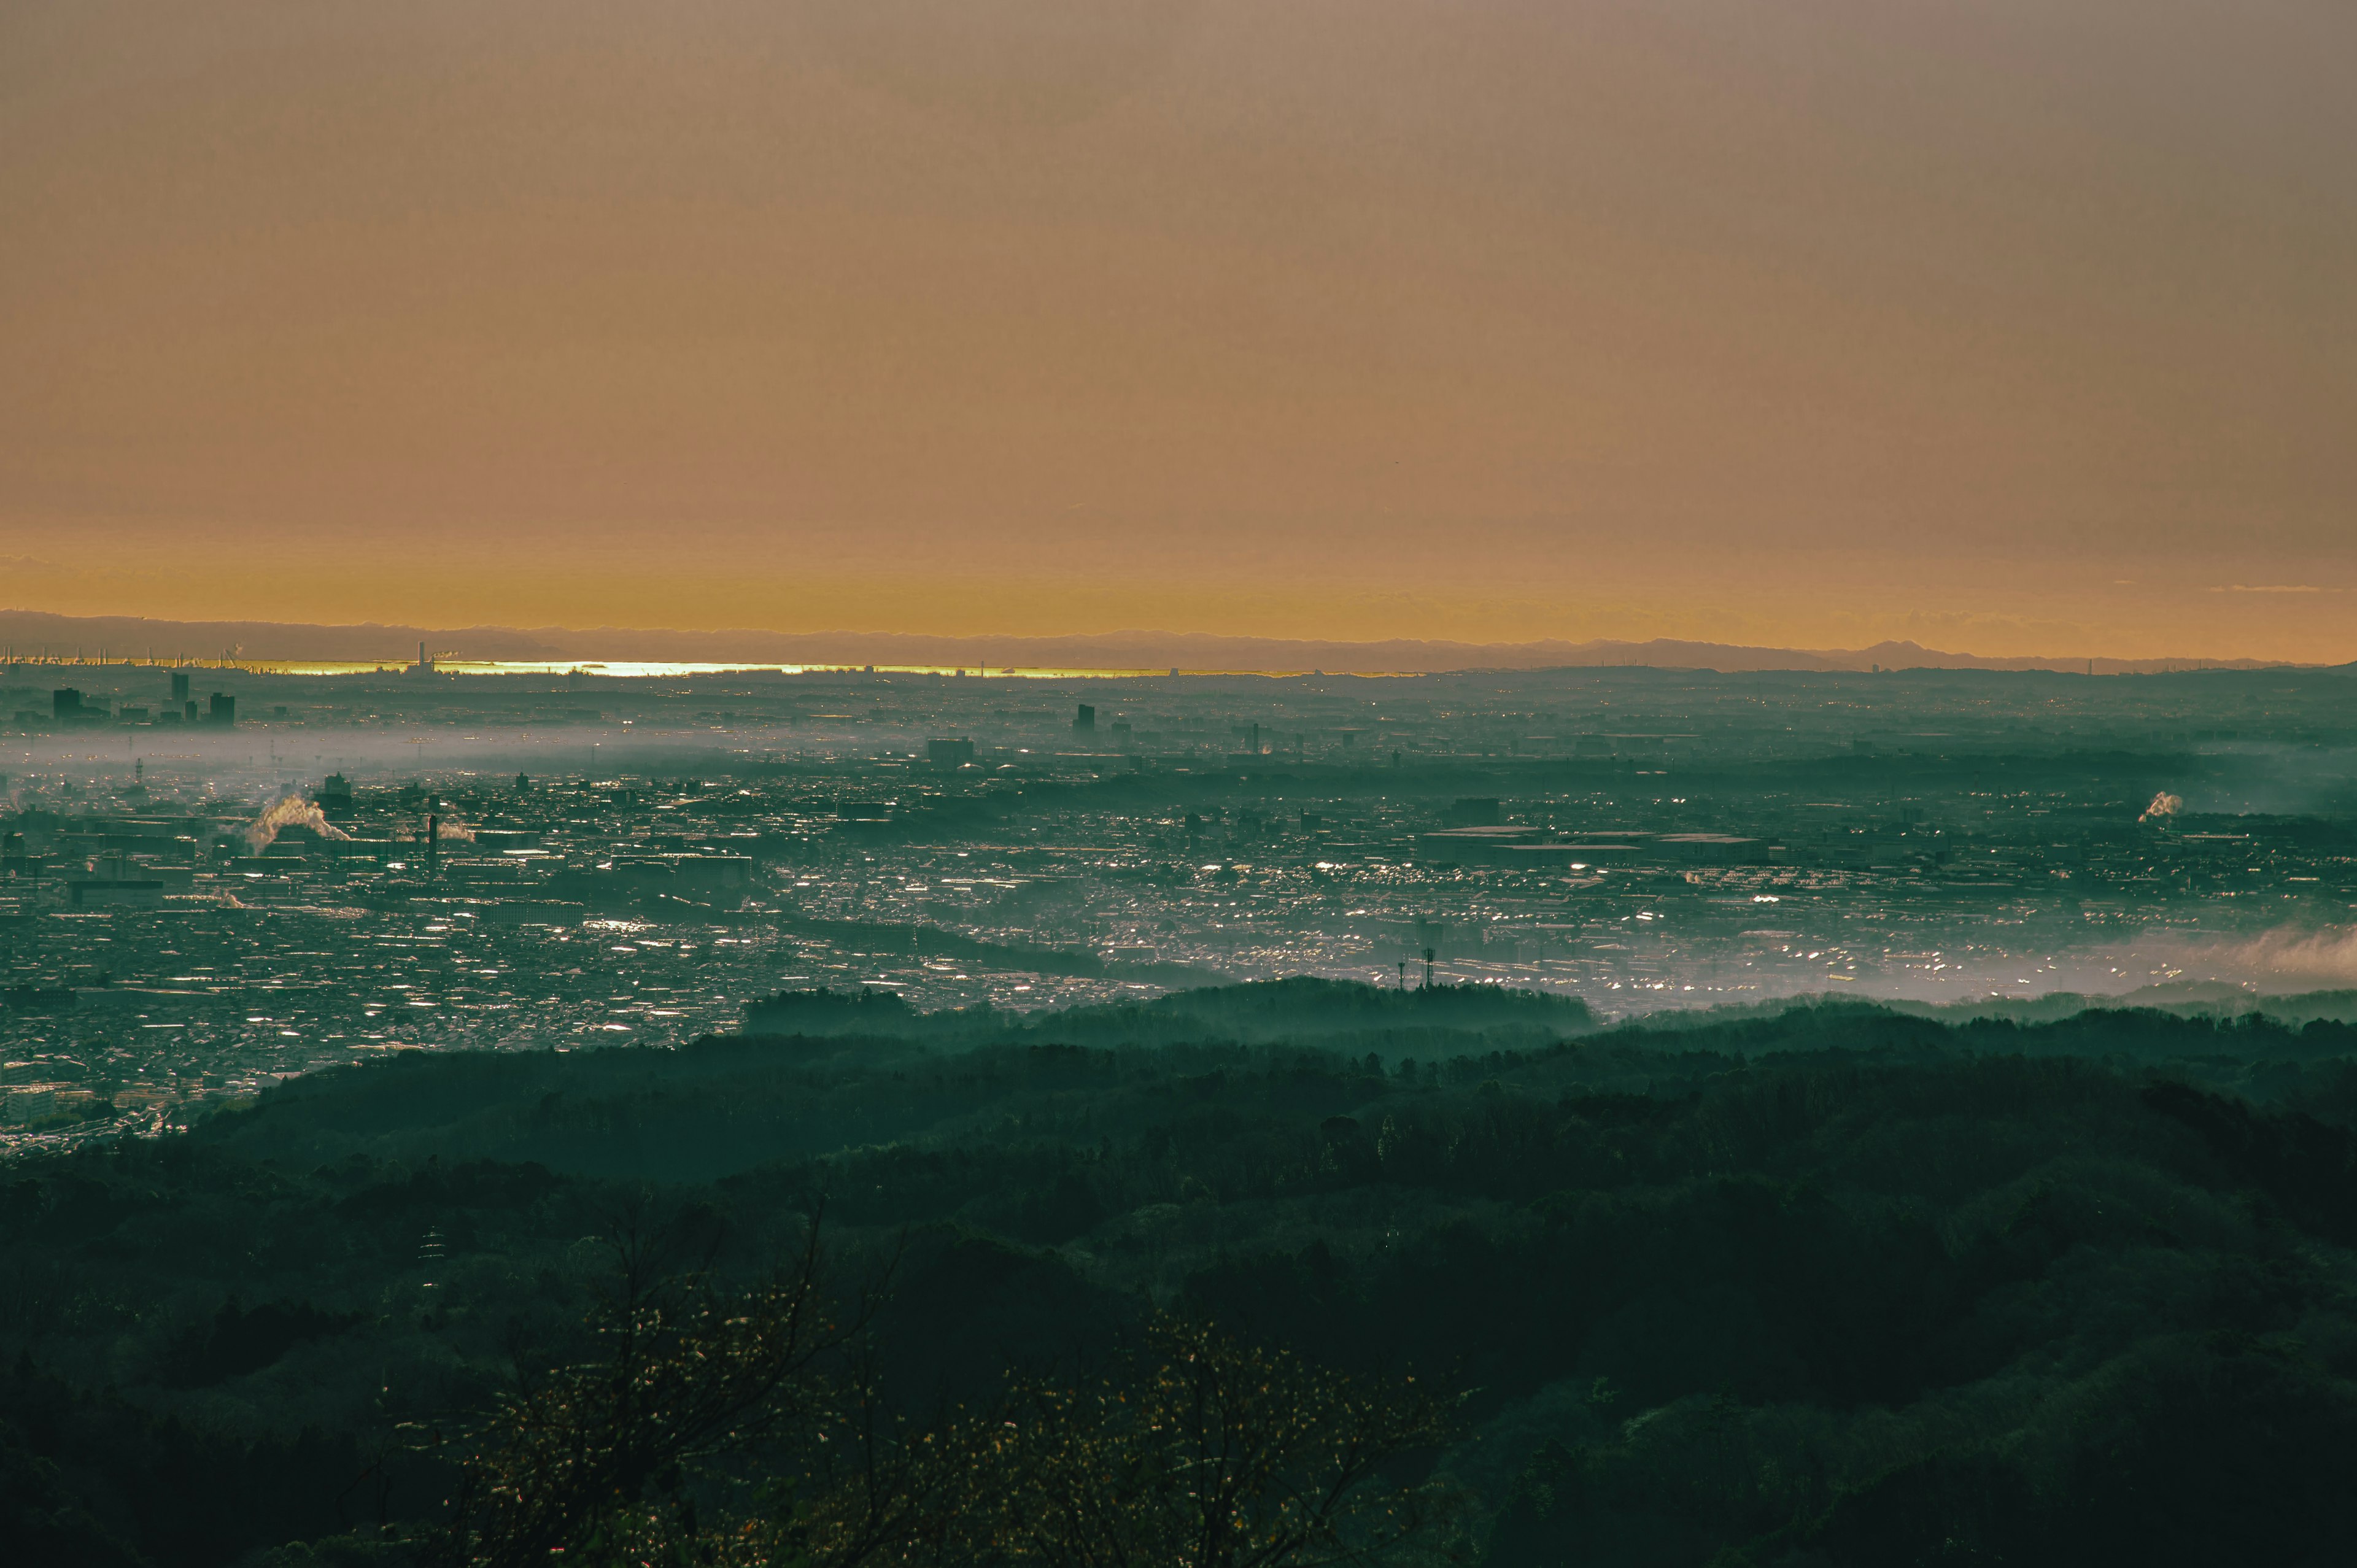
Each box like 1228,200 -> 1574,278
423,1213 -> 957,1568
422,1218 -> 1456,1568
963,1317 -> 1461,1568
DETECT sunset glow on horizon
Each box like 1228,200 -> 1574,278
6,1 -> 2353,662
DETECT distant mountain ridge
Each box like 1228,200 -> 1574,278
0,608 -> 2318,675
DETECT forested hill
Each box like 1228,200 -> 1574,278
5,984 -> 2357,1566
195,984 -> 2357,1182
743,973 -> 1601,1048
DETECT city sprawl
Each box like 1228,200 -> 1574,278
7,660 -> 2357,1146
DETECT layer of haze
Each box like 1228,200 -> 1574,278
4,1 -> 2353,659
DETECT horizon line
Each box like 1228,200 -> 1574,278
0,604 -> 2340,671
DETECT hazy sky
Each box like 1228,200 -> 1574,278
4,1 -> 2353,658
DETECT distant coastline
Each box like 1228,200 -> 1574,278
0,607 -> 2326,678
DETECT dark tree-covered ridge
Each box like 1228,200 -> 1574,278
5,983 -> 2357,1566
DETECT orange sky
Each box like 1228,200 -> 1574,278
4,1 -> 2353,660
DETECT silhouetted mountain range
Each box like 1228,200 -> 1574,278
0,609 -> 2318,675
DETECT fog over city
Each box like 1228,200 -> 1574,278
12,654 -> 2357,1146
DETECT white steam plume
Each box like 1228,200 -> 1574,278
245,795 -> 352,854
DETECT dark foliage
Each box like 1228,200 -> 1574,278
160,1299 -> 365,1388
0,1356 -> 377,1568
5,983 -> 2357,1564
2141,1079 -> 2357,1243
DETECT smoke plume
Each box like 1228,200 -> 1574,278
245,795 -> 353,854
2140,791 -> 2184,823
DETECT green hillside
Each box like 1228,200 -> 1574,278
4,983 -> 2356,1566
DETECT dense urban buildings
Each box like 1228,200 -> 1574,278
7,658 -> 2354,1145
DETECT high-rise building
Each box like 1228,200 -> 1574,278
209,693 -> 236,727
1074,703 -> 1096,732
